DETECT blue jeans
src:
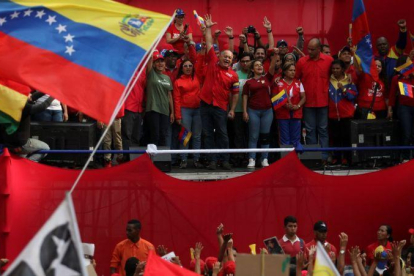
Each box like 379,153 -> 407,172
303,107 -> 329,160
398,105 -> 414,159
21,138 -> 50,162
200,101 -> 229,162
247,108 -> 273,160
180,107 -> 202,161
33,109 -> 63,122
278,118 -> 301,146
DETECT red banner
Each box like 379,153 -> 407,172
1,149 -> 414,275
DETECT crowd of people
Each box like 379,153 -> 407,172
1,9 -> 414,168
107,218 -> 414,276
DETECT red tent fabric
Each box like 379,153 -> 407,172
1,150 -> 414,276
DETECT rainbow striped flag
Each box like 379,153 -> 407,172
193,10 -> 205,26
0,0 -> 171,124
179,126 -> 192,147
0,81 -> 31,134
396,60 -> 414,77
399,82 -> 414,98
271,89 -> 288,110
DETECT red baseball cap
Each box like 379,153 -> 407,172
153,52 -> 164,61
409,228 -> 414,234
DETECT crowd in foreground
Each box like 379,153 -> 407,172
1,9 -> 414,169
105,217 -> 414,276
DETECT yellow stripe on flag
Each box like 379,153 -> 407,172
314,242 -> 341,276
12,0 -> 171,50
0,84 -> 28,122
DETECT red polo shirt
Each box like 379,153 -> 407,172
295,53 -> 333,107
200,48 -> 239,111
305,239 -> 337,259
366,241 -> 392,266
278,235 -> 303,257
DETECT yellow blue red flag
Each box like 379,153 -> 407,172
314,241 -> 341,276
0,0 -> 171,124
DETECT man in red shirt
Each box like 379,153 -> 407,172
110,219 -> 155,276
295,38 -> 333,162
199,14 -> 239,170
279,216 -> 305,276
305,221 -> 337,261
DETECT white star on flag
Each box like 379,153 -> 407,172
35,10 -> 46,19
10,11 -> 20,19
64,33 -> 75,42
46,15 -> 57,25
56,24 -> 67,34
0,17 -> 6,26
65,45 -> 75,56
24,9 -> 33,17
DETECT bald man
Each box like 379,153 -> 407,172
295,38 -> 333,163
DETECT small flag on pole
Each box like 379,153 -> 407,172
193,10 -> 205,26
399,82 -> 414,98
271,89 -> 288,110
314,242 -> 341,276
395,60 -> 414,77
3,193 -> 87,276
178,126 -> 192,147
249,244 -> 257,255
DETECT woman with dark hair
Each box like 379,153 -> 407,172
274,62 -> 306,147
173,60 -> 202,168
388,55 -> 414,162
328,59 -> 358,165
242,52 -> 279,168
366,225 -> 393,265
355,58 -> 388,119
165,9 -> 193,55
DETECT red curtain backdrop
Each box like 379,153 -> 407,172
118,0 -> 414,54
1,149 -> 414,275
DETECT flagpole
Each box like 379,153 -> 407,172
68,12 -> 176,195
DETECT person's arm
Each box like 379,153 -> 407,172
27,95 -> 55,115
349,247 -> 362,276
31,91 -> 45,101
263,17 -> 274,50
204,14 -> 217,53
395,19 -> 407,53
168,90 -> 174,124
337,233 -> 348,275
229,90 -> 239,120
187,41 -> 197,64
110,246 -> 121,275
133,261 -> 146,276
212,262 -> 221,276
227,239 -> 235,262
213,30 -> 221,49
224,26 -> 234,53
146,54 -> 153,74
62,103 -> 68,122
239,34 -> 249,54
307,245 -> 316,276
295,27 -> 305,51
194,242 -> 203,274
392,240 -> 407,276
294,86 -> 306,110
243,94 -> 249,123
218,233 -> 232,262
296,251 -> 305,276
216,223 -> 224,248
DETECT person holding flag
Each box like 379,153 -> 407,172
388,56 -> 414,162
275,62 -> 306,147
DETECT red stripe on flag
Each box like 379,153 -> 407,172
0,32 -> 125,124
352,13 -> 370,43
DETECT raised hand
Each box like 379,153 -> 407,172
239,34 -> 247,44
194,242 -> 204,260
214,29 -> 221,38
296,27 -> 304,35
296,251 -> 305,269
224,26 -> 233,37
204,14 -> 217,28
216,223 -> 224,235
242,27 -> 248,35
223,233 -> 233,243
156,245 -> 168,256
263,16 -> 272,31
348,246 -> 360,263
171,256 -> 182,266
397,19 -> 407,31
212,262 -> 221,275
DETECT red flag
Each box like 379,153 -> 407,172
144,251 -> 200,276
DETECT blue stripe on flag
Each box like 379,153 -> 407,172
355,34 -> 374,75
352,0 -> 366,21
0,1 -> 146,86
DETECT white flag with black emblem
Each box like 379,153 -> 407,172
4,193 -> 87,276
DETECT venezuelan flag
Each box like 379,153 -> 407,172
0,80 -> 31,134
193,10 -> 205,26
352,0 -> 379,82
0,0 -> 172,124
399,82 -> 414,98
271,89 -> 288,110
178,126 -> 192,147
396,60 -> 414,77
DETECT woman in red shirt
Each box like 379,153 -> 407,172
355,58 -> 387,119
242,53 -> 278,168
388,56 -> 414,161
366,225 -> 393,266
165,9 -> 193,55
173,60 -> 202,169
274,62 -> 306,147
